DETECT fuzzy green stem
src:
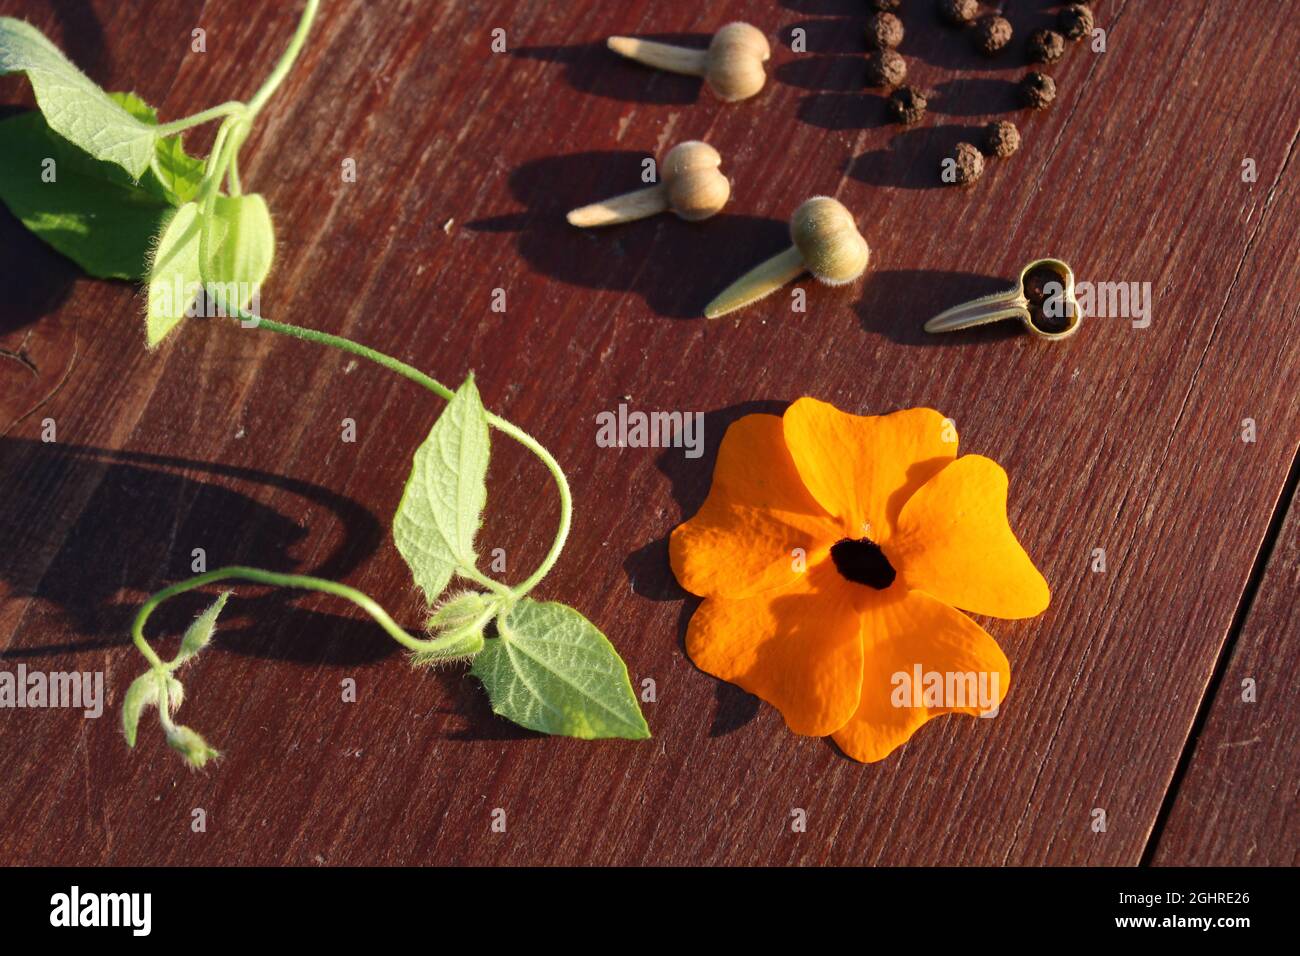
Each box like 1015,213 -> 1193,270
131,566 -> 427,663
225,121 -> 251,196
245,0 -> 320,118
154,101 -> 247,136
229,310 -> 573,599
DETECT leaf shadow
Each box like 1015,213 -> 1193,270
0,439 -> 395,668
49,0 -> 111,80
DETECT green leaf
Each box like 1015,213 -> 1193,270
198,193 -> 275,314
0,17 -> 158,178
108,91 -> 205,206
145,202 -> 203,347
172,592 -> 230,668
145,194 -> 275,347
0,109 -> 170,279
0,92 -> 205,280
121,671 -> 163,747
393,376 -> 491,605
164,723 -> 219,769
471,599 -> 650,740
148,125 -> 205,205
165,676 -> 184,714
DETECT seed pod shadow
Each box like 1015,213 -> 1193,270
468,151 -> 788,319
511,36 -> 709,106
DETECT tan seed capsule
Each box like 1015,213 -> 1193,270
566,141 -> 730,227
606,22 -> 771,102
925,257 -> 1081,341
704,196 -> 869,319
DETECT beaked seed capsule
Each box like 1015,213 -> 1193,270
606,22 -> 771,103
566,141 -> 730,227
704,196 -> 870,319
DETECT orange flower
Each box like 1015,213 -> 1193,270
670,399 -> 1049,762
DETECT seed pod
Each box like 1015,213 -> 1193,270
1019,71 -> 1057,110
865,49 -> 907,88
606,22 -> 771,102
704,196 -> 869,319
945,142 -> 984,186
866,12 -> 904,50
973,15 -> 1013,56
982,120 -> 1021,158
1027,28 -> 1066,64
938,0 -> 980,27
925,257 -> 1081,340
567,141 -> 730,227
887,85 -> 928,125
1059,4 -> 1095,42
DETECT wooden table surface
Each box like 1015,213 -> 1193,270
1,0 -> 1296,866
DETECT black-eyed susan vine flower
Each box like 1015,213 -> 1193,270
671,399 -> 1049,762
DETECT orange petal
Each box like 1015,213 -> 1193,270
890,455 -> 1050,619
671,413 -> 840,599
832,589 -> 1011,763
686,560 -> 863,736
782,400 -> 956,542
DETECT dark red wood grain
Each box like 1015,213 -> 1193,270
1150,473 -> 1299,867
0,0 -> 1296,865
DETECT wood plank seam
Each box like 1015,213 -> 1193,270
1001,77 -> 1300,865
1140,445 -> 1300,864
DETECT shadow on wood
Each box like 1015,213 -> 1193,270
511,36 -> 708,106
796,89 -> 891,130
468,151 -> 789,319
0,439 -> 396,667
856,269 -> 1018,346
848,122 -> 986,189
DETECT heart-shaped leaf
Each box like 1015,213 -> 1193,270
0,17 -> 158,178
393,376 -> 490,604
0,92 -> 205,280
472,599 -> 650,740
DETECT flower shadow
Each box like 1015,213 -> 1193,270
622,400 -> 787,737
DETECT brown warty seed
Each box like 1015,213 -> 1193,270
865,49 -> 907,87
887,85 -> 928,125
982,120 -> 1021,158
973,15 -> 1013,55
1027,28 -> 1066,64
938,0 -> 980,27
866,11 -> 905,50
1059,4 -> 1095,42
946,142 -> 985,185
1019,71 -> 1057,110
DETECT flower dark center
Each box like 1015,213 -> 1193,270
830,537 -> 896,590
